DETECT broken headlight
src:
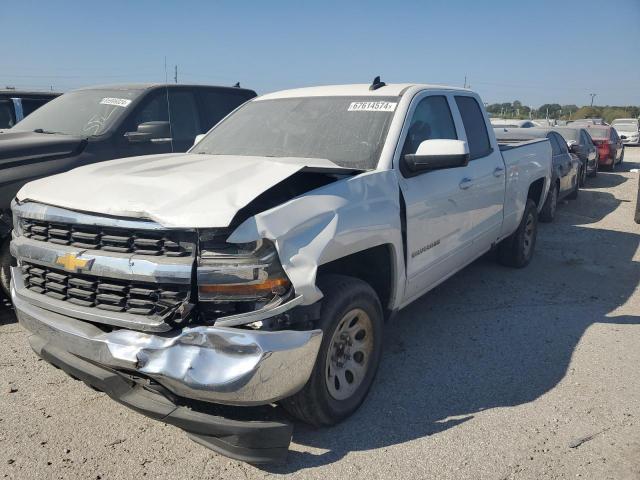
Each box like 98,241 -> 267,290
196,230 -> 291,303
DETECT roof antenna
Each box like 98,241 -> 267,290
369,75 -> 386,91
233,82 -> 241,88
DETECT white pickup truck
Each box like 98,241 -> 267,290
10,80 -> 552,463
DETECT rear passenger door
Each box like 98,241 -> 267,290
453,95 -> 506,253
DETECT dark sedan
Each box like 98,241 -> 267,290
553,127 -> 599,185
583,126 -> 624,170
495,128 -> 580,222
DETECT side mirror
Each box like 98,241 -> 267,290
402,139 -> 470,175
124,121 -> 171,143
193,133 -> 206,147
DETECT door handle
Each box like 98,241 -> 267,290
459,177 -> 474,190
493,166 -> 505,177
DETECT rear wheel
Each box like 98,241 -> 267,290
539,183 -> 558,222
281,275 -> 383,426
497,199 -> 538,268
588,159 -> 598,178
578,164 -> 586,188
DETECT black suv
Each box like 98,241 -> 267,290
0,90 -> 60,129
0,83 -> 257,295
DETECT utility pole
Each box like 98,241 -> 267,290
174,65 -> 178,84
463,75 -> 467,89
590,93 -> 596,107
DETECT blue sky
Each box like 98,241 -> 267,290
2,0 -> 639,107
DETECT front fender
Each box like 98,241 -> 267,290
227,170 -> 405,307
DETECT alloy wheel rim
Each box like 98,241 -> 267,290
325,308 -> 374,401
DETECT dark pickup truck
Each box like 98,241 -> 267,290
0,90 -> 60,129
0,83 -> 257,294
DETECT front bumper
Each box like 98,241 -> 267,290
32,337 -> 294,463
12,273 -> 322,406
13,275 -> 323,462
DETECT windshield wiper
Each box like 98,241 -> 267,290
33,128 -> 65,135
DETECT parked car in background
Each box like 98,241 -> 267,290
9,82 -> 552,462
0,83 -> 257,295
583,125 -> 624,170
611,118 -> 640,145
490,118 -> 538,128
0,90 -> 60,129
495,128 -> 579,222
552,126 -> 599,184
569,118 -> 608,126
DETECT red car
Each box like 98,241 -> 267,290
584,126 -> 625,170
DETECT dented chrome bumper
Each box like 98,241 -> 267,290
12,271 -> 322,406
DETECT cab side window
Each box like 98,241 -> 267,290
553,133 -> 568,154
454,96 -> 492,159
129,90 -> 201,142
548,133 -> 561,155
401,96 -> 457,157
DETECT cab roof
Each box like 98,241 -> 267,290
257,83 -> 471,100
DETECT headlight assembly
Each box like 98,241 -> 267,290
197,230 -> 291,303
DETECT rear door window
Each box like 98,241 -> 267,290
454,96 -> 492,159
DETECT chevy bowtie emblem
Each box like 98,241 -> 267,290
55,253 -> 94,272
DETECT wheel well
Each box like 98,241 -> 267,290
317,244 -> 394,317
527,178 -> 546,207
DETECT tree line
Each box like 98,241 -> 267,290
486,101 -> 640,123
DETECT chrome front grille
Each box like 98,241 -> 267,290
21,218 -> 195,257
21,262 -> 189,317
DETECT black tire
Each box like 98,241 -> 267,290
588,159 -> 598,178
497,199 -> 538,268
281,274 -> 383,426
539,183 -> 558,223
619,148 -> 624,165
578,164 -> 586,188
0,240 -> 12,298
568,175 -> 579,200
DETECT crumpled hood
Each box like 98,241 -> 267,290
16,153 -> 355,228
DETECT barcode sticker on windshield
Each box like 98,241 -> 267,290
348,101 -> 397,112
100,97 -> 132,108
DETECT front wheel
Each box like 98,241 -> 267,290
497,199 -> 538,268
281,275 -> 383,426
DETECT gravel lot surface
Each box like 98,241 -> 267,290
1,148 -> 639,480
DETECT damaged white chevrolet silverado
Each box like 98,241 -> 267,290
10,80 -> 552,463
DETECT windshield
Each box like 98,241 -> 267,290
612,121 -> 638,130
585,127 -> 608,139
554,129 -> 579,141
12,89 -> 142,136
191,96 -> 399,170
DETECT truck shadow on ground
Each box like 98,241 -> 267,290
265,173 -> 640,472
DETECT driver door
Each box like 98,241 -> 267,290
397,93 -> 476,303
